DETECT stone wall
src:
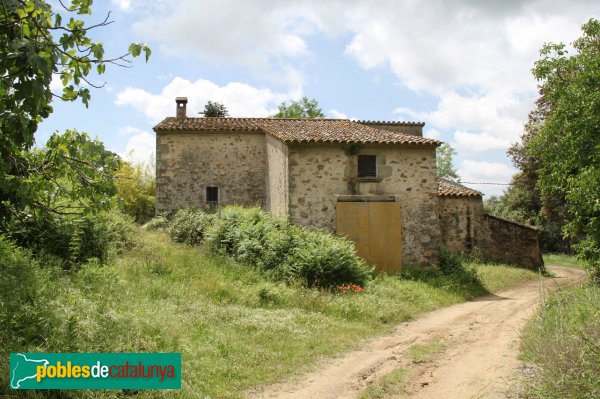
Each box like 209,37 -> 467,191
438,196 -> 544,270
479,214 -> 544,270
265,135 -> 289,217
438,196 -> 485,255
287,143 -> 440,265
155,131 -> 267,213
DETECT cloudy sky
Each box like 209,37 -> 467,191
40,0 -> 598,196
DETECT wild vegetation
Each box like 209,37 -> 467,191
167,206 -> 372,288
521,282 -> 599,399
0,223 -> 539,398
487,19 -> 600,280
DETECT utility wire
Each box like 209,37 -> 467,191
458,181 -> 513,186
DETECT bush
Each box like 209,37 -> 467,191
146,214 -> 169,230
439,246 -> 464,275
0,236 -> 43,349
172,206 -> 372,288
282,229 -> 372,288
169,207 -> 216,245
8,208 -> 136,267
115,161 -> 156,223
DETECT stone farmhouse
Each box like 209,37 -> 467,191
154,97 -> 543,271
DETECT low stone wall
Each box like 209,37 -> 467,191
438,196 -> 544,270
479,214 -> 544,270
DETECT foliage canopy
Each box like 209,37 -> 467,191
201,101 -> 229,117
273,97 -> 325,118
436,143 -> 460,181
0,0 -> 150,225
527,18 -> 600,277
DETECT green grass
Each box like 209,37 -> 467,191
543,253 -> 582,268
359,368 -> 407,399
474,263 -> 542,292
406,340 -> 446,363
521,284 -> 600,399
1,229 -> 540,398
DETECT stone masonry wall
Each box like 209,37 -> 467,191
287,143 -> 440,265
438,196 -> 544,270
155,131 -> 266,213
438,196 -> 485,255
265,134 -> 289,217
479,214 -> 544,270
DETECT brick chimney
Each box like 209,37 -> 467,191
175,97 -> 188,118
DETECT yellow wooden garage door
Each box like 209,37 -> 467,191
336,201 -> 403,272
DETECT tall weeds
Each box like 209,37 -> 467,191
521,284 -> 600,399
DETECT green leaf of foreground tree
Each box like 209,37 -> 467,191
527,18 -> 600,279
0,0 -> 150,224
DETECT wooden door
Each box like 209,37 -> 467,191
336,201 -> 403,271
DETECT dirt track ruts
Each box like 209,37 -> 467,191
248,265 -> 587,399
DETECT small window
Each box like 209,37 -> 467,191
206,186 -> 219,203
357,155 -> 377,178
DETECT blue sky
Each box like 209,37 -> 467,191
39,0 -> 599,196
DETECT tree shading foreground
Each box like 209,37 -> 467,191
273,97 -> 325,118
0,0 -> 150,222
527,19 -> 600,278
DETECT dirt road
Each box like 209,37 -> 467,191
250,265 -> 587,399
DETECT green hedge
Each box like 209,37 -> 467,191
169,207 -> 372,288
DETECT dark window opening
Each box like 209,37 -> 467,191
357,155 -> 377,178
206,186 -> 219,203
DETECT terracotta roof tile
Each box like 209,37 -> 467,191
438,178 -> 482,197
357,119 -> 425,126
153,117 -> 441,146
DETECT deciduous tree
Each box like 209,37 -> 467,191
201,101 -> 229,117
0,0 -> 150,222
527,18 -> 600,277
436,143 -> 460,181
273,97 -> 325,118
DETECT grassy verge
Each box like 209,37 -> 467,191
543,253 -> 582,268
1,229 -> 540,398
521,284 -> 599,399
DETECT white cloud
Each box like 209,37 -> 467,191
458,160 -> 515,184
118,126 -> 147,136
120,131 -> 155,165
458,160 -> 516,196
329,109 -> 348,119
115,76 -> 301,122
112,0 -> 132,11
454,131 -> 512,152
132,0 -> 311,68
424,128 -> 442,140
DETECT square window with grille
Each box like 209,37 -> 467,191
206,186 -> 219,203
357,155 -> 377,178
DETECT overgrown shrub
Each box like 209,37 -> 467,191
175,206 -> 372,288
282,229 -> 372,288
169,207 -> 215,245
146,214 -> 169,230
115,161 -> 156,223
521,284 -> 600,399
0,236 -> 43,349
8,208 -> 136,266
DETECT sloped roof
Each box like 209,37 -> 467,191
438,178 -> 482,197
153,117 -> 440,146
